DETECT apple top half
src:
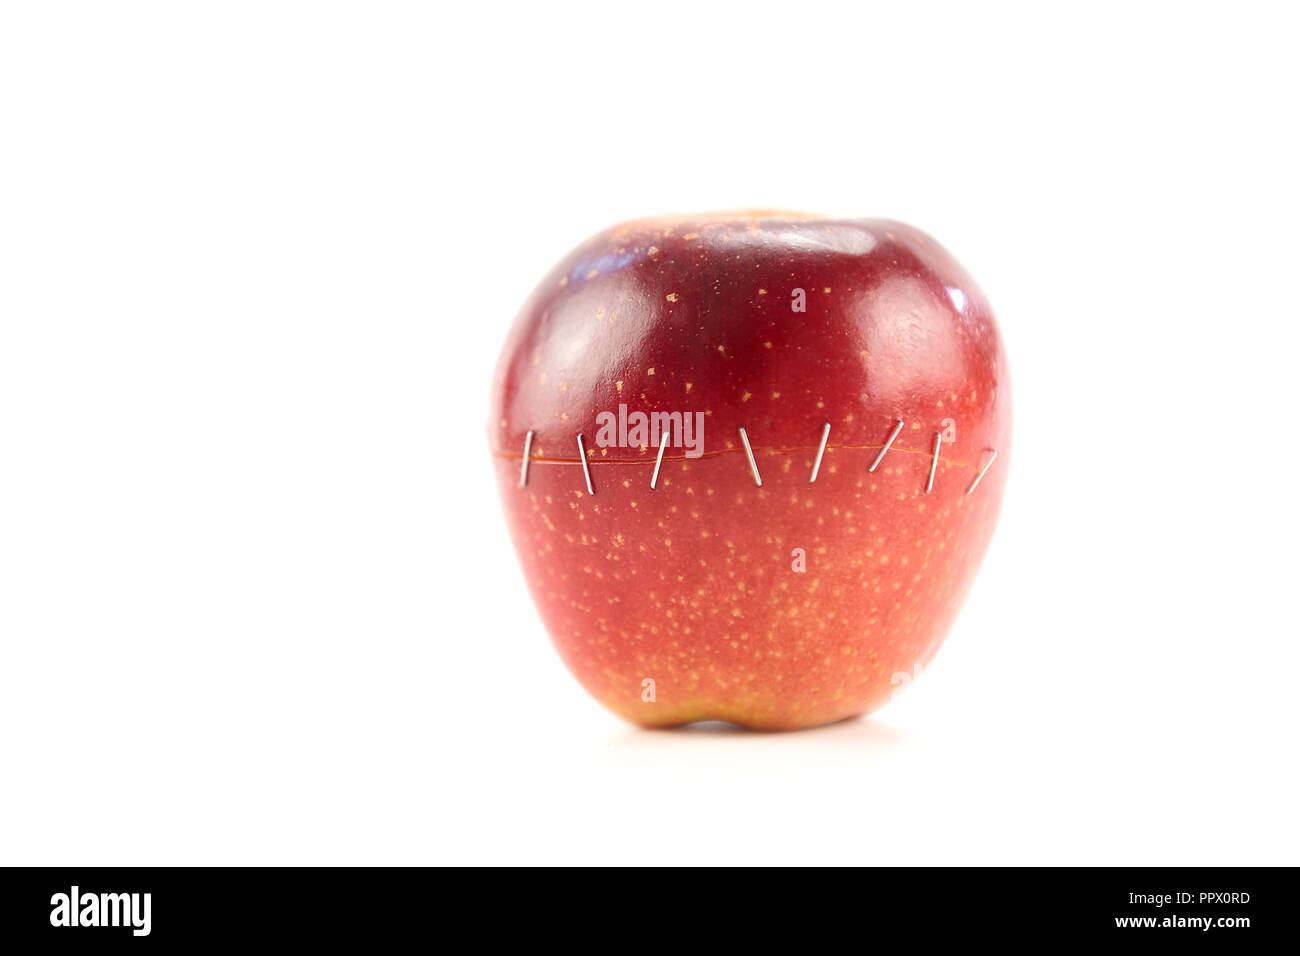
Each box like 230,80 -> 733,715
489,213 -> 1010,476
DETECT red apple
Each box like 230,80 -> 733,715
489,212 -> 1011,730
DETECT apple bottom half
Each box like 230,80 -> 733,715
493,436 -> 1007,730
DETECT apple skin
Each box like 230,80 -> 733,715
489,213 -> 1010,730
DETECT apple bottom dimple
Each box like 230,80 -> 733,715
495,449 -> 1002,731
594,686 -> 900,732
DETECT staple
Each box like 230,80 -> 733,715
520,430 -> 535,487
576,433 -> 594,494
810,422 -> 831,483
869,420 -> 905,472
738,427 -> 762,487
650,432 -> 669,489
966,448 -> 998,496
925,431 -> 942,494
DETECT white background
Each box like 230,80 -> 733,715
2,2 -> 1297,865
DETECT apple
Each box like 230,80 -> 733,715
489,212 -> 1011,730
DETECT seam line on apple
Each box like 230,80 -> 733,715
494,440 -> 980,470
499,431 -> 998,496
